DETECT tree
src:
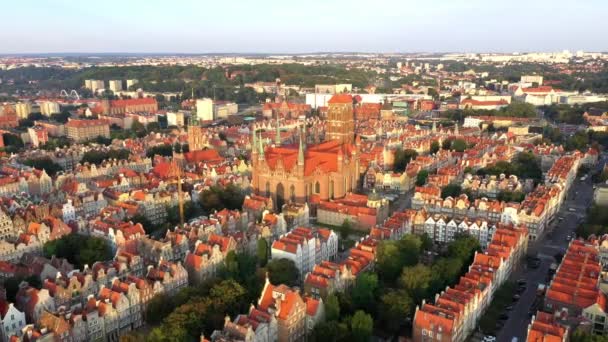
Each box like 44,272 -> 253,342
43,234 -> 113,269
399,264 -> 433,302
4,275 -> 41,302
451,139 -> 467,152
23,157 -> 63,176
147,122 -> 161,132
130,214 -> 156,234
351,272 -> 378,310
380,289 -> 413,334
267,258 -> 299,286
338,219 -> 352,241
310,320 -> 349,342
145,294 -> 175,325
571,329 -> 608,342
146,144 -> 174,158
350,310 -> 373,342
131,120 -> 146,137
199,184 -> 245,213
441,184 -> 462,198
442,138 -> 453,150
256,239 -> 269,267
501,102 -> 537,118
430,141 -> 440,154
447,234 -> 481,262
416,170 -> 429,186
394,148 -> 418,172
497,190 -> 525,202
325,294 -> 341,322
50,112 -> 71,123
376,235 -> 422,284
2,133 -> 24,150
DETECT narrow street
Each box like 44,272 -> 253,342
495,176 -> 595,342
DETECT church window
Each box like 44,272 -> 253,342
315,182 -> 320,194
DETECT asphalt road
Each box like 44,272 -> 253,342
495,176 -> 595,342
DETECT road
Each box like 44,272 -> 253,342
495,175 -> 595,342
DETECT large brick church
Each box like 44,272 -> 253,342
251,94 -> 360,211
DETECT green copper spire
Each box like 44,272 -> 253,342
275,115 -> 281,145
298,130 -> 305,166
258,131 -> 265,160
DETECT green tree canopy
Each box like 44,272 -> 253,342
350,310 -> 374,342
43,234 -> 113,269
23,157 -> 63,176
256,239 -> 269,267
394,148 -> 418,172
351,272 -> 378,310
267,258 -> 299,286
416,170 -> 429,186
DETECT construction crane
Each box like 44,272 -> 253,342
170,151 -> 185,229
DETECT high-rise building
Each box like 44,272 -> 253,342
15,102 -> 32,119
40,101 -> 61,116
126,79 -> 139,89
196,98 -> 214,121
325,94 -> 355,144
65,119 -> 110,142
85,79 -> 105,93
108,80 -> 123,92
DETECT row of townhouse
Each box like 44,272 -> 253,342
461,173 -> 531,199
270,227 -> 339,278
0,219 -> 71,262
73,157 -> 152,182
402,208 -> 497,249
316,192 -> 390,231
184,234 -> 236,285
6,257 -> 188,342
211,276 -> 324,342
212,215 -> 381,342
413,223 -> 529,342
541,239 -> 608,336
413,154 -> 583,242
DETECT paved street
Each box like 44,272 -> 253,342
495,175 -> 595,342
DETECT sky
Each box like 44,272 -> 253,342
1,0 -> 607,54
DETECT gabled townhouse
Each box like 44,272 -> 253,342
526,311 -> 568,342
145,260 -> 188,296
211,307 -> 278,342
0,301 -> 26,341
413,223 -> 528,342
184,234 -> 236,285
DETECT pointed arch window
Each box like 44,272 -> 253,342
315,182 -> 320,194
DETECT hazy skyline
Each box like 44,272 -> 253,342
2,0 -> 607,54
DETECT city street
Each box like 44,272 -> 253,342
495,175 -> 595,341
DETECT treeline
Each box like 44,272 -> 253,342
442,102 -> 538,122
311,234 -> 481,339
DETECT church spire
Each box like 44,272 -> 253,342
258,132 -> 265,160
298,133 -> 305,166
274,114 -> 281,145
432,120 -> 437,133
251,126 -> 257,154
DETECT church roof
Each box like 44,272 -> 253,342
263,140 -> 355,176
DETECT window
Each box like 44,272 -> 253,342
265,182 -> 270,197
315,182 -> 320,194
290,185 -> 296,202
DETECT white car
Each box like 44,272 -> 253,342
483,336 -> 497,342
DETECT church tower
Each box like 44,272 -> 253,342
326,94 -> 355,145
188,92 -> 206,151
